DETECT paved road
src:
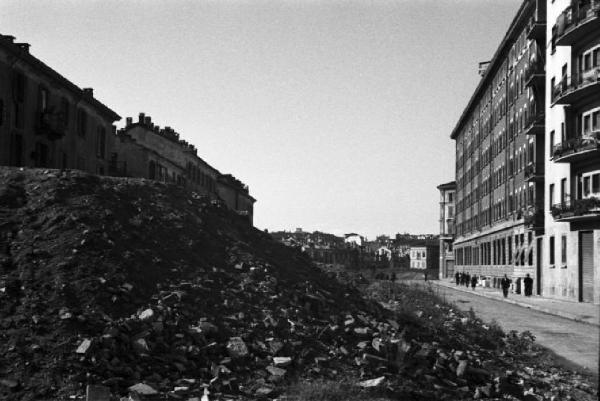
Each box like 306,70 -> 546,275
424,283 -> 599,374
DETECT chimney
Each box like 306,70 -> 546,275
126,117 -> 133,127
144,116 -> 151,126
478,61 -> 491,77
16,43 -> 30,53
83,88 -> 94,97
138,112 -> 145,124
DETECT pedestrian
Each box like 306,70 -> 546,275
524,274 -> 533,296
470,274 -> 478,290
465,273 -> 470,287
424,271 -> 428,281
501,274 -> 511,298
455,271 -> 460,286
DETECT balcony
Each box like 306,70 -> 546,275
551,197 -> 600,222
526,17 -> 546,41
524,164 -> 543,182
522,109 -> 544,136
35,110 -> 66,141
554,2 -> 600,47
523,205 -> 544,230
552,131 -> 600,163
524,60 -> 545,89
552,68 -> 600,105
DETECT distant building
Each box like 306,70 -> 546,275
344,233 -> 364,247
437,181 -> 456,279
0,34 -> 121,174
409,245 -> 439,271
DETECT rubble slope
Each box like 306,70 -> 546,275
0,167 -> 597,401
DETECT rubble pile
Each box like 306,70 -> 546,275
0,167 -> 597,401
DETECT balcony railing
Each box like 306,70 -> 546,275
523,204 -> 544,229
526,17 -> 546,41
524,164 -> 542,181
523,105 -> 544,136
554,1 -> 600,46
524,59 -> 545,88
551,197 -> 600,222
552,131 -> 600,162
552,67 -> 600,105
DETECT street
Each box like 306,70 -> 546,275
427,283 -> 599,375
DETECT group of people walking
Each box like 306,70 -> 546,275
455,271 -> 478,290
454,271 -> 534,298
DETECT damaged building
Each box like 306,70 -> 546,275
0,33 -> 256,225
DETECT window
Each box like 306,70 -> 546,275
77,157 -> 86,171
448,192 -> 453,202
148,161 -> 156,180
581,171 -> 600,198
34,142 -> 49,168
13,71 -> 26,129
77,109 -> 87,138
38,85 -> 49,112
61,97 -> 70,127
96,126 -> 106,159
581,107 -> 600,135
561,235 -> 567,265
549,236 -> 555,265
549,183 -> 555,208
560,178 -> 567,204
550,130 -> 555,156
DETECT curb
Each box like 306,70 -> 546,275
432,281 -> 600,328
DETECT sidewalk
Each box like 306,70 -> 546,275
433,279 -> 600,327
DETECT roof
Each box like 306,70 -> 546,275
0,34 -> 120,122
449,0 -> 533,140
436,181 -> 456,190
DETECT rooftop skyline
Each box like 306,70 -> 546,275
3,0 -> 522,238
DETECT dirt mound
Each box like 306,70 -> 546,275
0,167 -> 597,401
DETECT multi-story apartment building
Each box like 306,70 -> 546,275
437,181 -> 456,279
451,0 -> 547,293
546,0 -> 599,303
0,35 -> 121,173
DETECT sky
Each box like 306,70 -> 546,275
2,0 -> 522,239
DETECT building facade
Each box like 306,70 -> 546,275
451,0 -> 599,304
115,114 -> 256,225
545,0 -> 600,303
0,35 -> 121,174
216,174 -> 256,225
451,0 -> 547,293
113,113 -> 219,194
437,181 -> 456,279
0,33 -> 257,226
409,245 -> 439,271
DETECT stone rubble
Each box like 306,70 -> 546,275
0,167 -> 597,401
